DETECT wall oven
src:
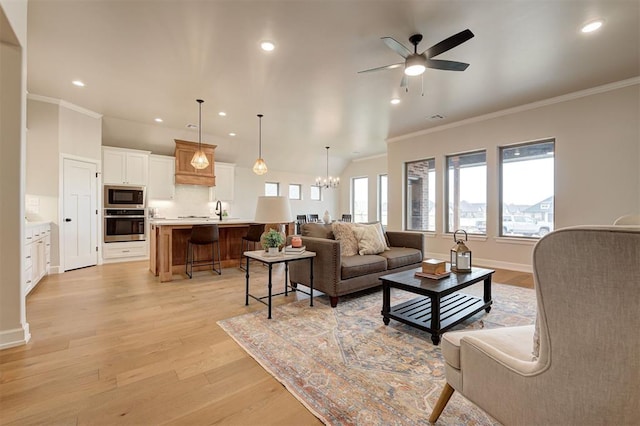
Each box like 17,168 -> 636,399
104,185 -> 146,209
104,209 -> 146,242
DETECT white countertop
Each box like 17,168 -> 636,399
150,217 -> 254,226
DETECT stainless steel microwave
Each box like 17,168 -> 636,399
104,185 -> 146,208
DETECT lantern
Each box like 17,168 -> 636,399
451,230 -> 472,273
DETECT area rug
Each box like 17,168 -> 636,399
218,283 -> 537,426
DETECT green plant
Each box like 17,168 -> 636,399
262,229 -> 284,249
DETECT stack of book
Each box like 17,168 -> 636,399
415,258 -> 450,279
284,245 -> 306,254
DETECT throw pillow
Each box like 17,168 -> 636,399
331,222 -> 359,256
361,221 -> 391,248
353,224 -> 387,255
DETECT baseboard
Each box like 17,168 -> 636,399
102,256 -> 149,264
424,252 -> 532,274
0,323 -> 31,350
49,266 -> 63,274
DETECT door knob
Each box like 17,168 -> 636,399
65,218 -> 72,222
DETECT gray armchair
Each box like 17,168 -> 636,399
430,226 -> 640,424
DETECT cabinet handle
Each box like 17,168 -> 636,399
26,280 -> 32,284
65,218 -> 72,222
122,250 -> 130,253
27,237 -> 32,240
26,256 -> 31,259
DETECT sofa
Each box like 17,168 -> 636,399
287,222 -> 425,307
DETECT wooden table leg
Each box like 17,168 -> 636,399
382,281 -> 390,325
431,294 -> 441,345
268,263 -> 273,319
484,274 -> 493,312
309,257 -> 314,307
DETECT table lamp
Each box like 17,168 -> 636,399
254,196 -> 292,251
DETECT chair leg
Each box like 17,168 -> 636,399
212,241 -> 222,275
429,383 -> 455,424
239,238 -> 246,271
186,241 -> 193,279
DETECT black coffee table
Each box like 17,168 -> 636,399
380,266 -> 494,345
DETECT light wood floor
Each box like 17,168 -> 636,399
0,262 -> 532,425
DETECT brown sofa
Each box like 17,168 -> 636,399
287,223 -> 424,307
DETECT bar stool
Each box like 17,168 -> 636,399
341,214 -> 352,222
295,215 -> 307,234
186,224 -> 221,278
240,223 -> 264,271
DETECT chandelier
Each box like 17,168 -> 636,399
316,146 -> 339,189
190,99 -> 209,170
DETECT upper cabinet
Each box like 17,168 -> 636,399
103,147 -> 150,185
174,139 -> 216,186
148,154 -> 175,200
209,162 -> 235,201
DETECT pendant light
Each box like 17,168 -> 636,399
190,99 -> 209,170
252,113 -> 268,175
315,146 -> 339,189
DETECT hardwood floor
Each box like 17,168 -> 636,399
0,262 -> 532,425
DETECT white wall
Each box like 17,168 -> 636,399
387,81 -> 640,271
339,154 -> 387,222
0,0 -> 29,349
25,97 -> 103,271
149,165 -> 338,222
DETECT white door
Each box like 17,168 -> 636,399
63,158 -> 98,270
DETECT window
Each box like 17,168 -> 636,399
310,185 -> 321,201
445,151 -> 487,234
500,139 -> 555,237
405,159 -> 435,231
352,177 -> 368,222
265,182 -> 279,196
289,184 -> 302,200
378,174 -> 388,226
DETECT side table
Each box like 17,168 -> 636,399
244,250 -> 316,319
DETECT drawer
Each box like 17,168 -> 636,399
24,244 -> 33,269
103,241 -> 148,259
24,267 -> 33,293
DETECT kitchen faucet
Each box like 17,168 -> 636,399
215,200 -> 223,220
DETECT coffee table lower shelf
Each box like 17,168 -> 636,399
385,293 -> 490,344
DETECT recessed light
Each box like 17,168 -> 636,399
154,118 -> 163,123
428,114 -> 445,120
218,111 -> 226,117
390,98 -> 401,105
260,41 -> 275,52
72,80 -> 85,87
229,132 -> 236,137
581,19 -> 604,33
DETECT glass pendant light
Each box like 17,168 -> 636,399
252,114 -> 268,175
190,99 -> 209,170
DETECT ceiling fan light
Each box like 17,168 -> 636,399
253,158 -> 268,175
404,54 -> 426,76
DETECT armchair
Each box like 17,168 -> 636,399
430,226 -> 640,425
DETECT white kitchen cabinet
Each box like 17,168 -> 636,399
24,222 -> 51,295
209,162 -> 235,201
148,154 -> 175,200
102,147 -> 150,185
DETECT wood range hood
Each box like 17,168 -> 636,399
174,139 -> 217,186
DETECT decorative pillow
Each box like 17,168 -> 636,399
331,222 -> 359,256
361,221 -> 391,248
353,224 -> 387,255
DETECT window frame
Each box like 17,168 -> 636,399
288,183 -> 302,200
310,185 -> 321,201
444,150 -> 487,235
378,174 -> 388,226
351,176 -> 369,223
499,138 -> 555,238
404,158 -> 436,232
264,182 -> 279,196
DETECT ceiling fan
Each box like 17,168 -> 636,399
358,29 -> 474,88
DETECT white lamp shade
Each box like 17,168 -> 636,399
254,196 -> 292,223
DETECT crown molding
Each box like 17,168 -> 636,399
387,77 -> 640,144
27,93 -> 103,119
352,152 -> 387,163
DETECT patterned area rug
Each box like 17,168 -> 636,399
218,283 -> 537,425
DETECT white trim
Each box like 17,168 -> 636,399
424,251 -> 532,274
387,77 -> 640,143
48,266 -> 64,274
0,324 -> 30,350
494,236 -> 538,246
27,93 -> 103,119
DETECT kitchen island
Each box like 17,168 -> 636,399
149,218 -> 294,282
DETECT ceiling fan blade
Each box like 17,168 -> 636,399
357,62 -> 403,74
423,29 -> 474,59
400,74 -> 408,88
426,59 -> 470,71
381,37 -> 412,59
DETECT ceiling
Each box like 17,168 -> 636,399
26,0 -> 640,175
